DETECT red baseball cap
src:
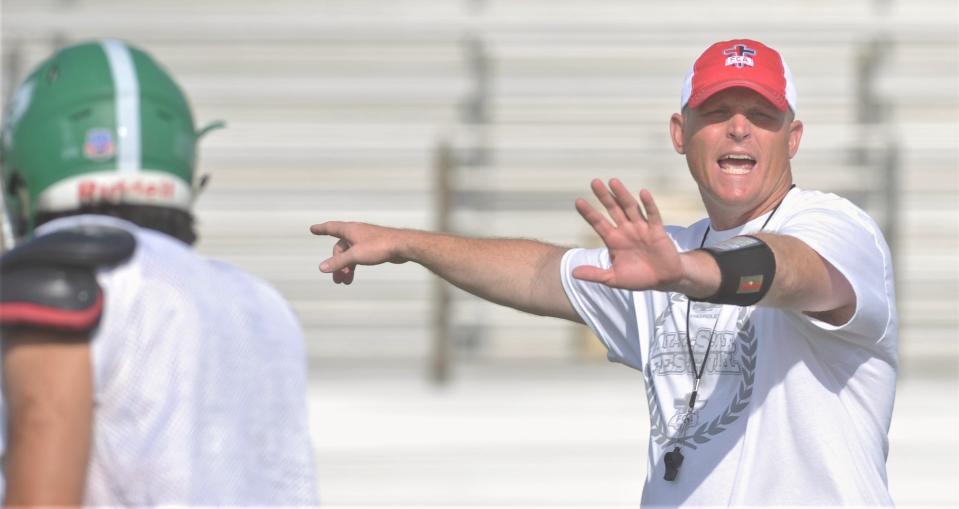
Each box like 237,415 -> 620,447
681,39 -> 797,112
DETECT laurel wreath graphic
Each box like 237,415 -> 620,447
646,314 -> 757,450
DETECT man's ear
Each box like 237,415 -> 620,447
669,113 -> 685,154
787,119 -> 804,159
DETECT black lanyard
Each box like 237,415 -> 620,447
664,185 -> 794,482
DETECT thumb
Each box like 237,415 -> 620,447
572,265 -> 614,285
320,250 -> 356,273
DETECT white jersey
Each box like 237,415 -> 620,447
1,215 -> 318,505
561,187 -> 897,506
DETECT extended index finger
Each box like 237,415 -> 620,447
310,221 -> 347,237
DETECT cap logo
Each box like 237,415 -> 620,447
83,128 -> 116,161
723,44 -> 756,68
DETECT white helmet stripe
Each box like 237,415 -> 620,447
100,39 -> 140,173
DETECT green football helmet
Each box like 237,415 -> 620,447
0,39 -> 222,240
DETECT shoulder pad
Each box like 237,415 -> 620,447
1,224 -> 136,270
0,225 -> 135,333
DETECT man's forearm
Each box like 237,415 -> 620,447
399,230 -> 581,321
754,233 -> 854,317
675,233 -> 854,322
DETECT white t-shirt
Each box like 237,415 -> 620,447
0,215 -> 318,505
561,188 -> 897,506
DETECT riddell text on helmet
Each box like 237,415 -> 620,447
78,179 -> 176,203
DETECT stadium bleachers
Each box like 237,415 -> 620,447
1,0 -> 956,374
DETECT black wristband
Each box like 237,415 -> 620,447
691,235 -> 776,306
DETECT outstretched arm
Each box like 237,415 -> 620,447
309,222 -> 582,322
574,178 -> 855,325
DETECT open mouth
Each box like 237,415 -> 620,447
718,153 -> 756,175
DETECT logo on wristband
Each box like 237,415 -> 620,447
738,275 -> 764,294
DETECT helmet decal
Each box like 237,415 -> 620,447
2,78 -> 36,153
37,171 -> 192,211
83,128 -> 116,161
5,80 -> 36,133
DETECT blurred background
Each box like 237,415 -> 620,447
2,0 -> 957,506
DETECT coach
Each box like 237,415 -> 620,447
311,38 -> 897,506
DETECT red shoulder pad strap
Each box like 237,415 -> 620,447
0,265 -> 104,332
0,225 -> 135,333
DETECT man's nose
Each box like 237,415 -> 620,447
727,114 -> 751,141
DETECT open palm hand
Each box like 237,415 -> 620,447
573,179 -> 683,291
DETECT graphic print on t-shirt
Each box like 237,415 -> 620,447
645,295 -> 757,449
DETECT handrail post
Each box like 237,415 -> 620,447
430,138 -> 454,385
460,35 -> 491,167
